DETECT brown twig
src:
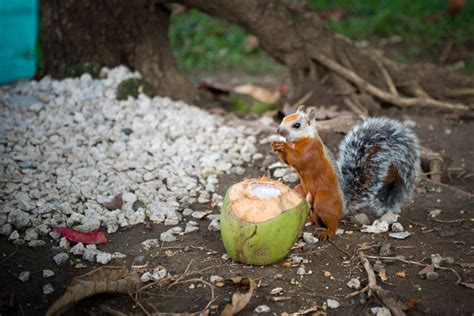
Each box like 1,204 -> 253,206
357,252 -> 407,316
311,51 -> 469,111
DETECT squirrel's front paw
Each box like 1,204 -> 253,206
271,141 -> 286,152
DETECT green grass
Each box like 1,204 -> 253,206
169,1 -> 473,73
309,0 -> 473,62
169,10 -> 283,74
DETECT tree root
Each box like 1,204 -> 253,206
311,51 -> 470,112
351,252 -> 408,316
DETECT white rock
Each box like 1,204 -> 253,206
53,252 -> 69,265
43,283 -> 54,295
303,232 -> 318,244
191,211 -> 208,219
141,239 -> 160,250
254,305 -> 271,314
128,210 -> 146,225
273,168 -> 287,178
327,299 -> 340,309
18,271 -> 30,282
391,222 -> 404,232
184,223 -> 199,234
24,227 -> 38,241
122,192 -> 137,204
370,306 -> 392,316
59,237 -> 70,249
96,252 -> 113,264
0,224 -> 12,236
208,219 -> 220,232
140,272 -> 153,282
296,267 -> 306,275
182,208 -> 193,217
8,230 -> 20,240
28,240 -> 46,247
160,231 -> 177,242
82,248 -> 97,262
70,242 -> 86,255
283,173 -> 299,183
346,278 -> 361,290
292,256 -> 304,264
152,268 -> 168,281
43,269 -> 55,278
210,275 -> 224,284
389,231 -> 411,240
164,218 -> 179,226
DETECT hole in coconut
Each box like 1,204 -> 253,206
247,182 -> 282,200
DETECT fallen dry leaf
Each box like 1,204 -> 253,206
396,271 -> 407,278
418,264 -> 435,277
103,193 -> 123,210
221,277 -> 256,315
233,84 -> 282,104
165,250 -> 176,257
460,282 -> 474,289
282,262 -> 292,268
379,271 -> 388,282
46,267 -> 140,316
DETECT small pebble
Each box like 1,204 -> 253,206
53,252 -> 69,265
18,271 -> 30,282
391,222 -> 404,232
254,305 -> 271,314
43,270 -> 55,278
327,298 -> 340,309
43,283 -> 54,295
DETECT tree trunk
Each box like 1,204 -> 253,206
41,0 -> 473,113
171,0 -> 472,113
41,0 -> 197,103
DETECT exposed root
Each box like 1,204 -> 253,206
376,59 -> 399,96
311,51 -> 470,111
355,252 -> 408,316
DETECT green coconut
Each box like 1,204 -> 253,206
220,177 -> 309,265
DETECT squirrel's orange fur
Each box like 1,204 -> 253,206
272,135 -> 344,239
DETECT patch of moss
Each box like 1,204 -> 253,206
65,63 -> 101,78
116,78 -> 155,100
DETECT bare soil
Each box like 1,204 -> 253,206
0,105 -> 472,315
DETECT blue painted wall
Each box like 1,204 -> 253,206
0,0 -> 38,84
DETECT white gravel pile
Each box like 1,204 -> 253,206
0,66 -> 259,247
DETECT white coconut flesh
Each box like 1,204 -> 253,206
228,178 -> 303,223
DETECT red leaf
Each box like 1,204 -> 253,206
54,227 -> 108,244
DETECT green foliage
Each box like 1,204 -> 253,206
169,10 -> 283,73
116,78 -> 155,100
168,1 -> 473,74
230,93 -> 277,114
308,0 -> 474,62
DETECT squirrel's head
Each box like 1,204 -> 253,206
277,105 -> 317,142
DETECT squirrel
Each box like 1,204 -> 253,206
271,106 -> 420,239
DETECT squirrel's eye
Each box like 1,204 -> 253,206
292,123 -> 301,129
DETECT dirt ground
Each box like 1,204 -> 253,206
0,103 -> 472,315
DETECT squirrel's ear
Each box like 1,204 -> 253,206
296,104 -> 305,113
307,108 -> 316,123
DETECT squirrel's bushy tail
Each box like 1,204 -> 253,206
337,117 -> 420,216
